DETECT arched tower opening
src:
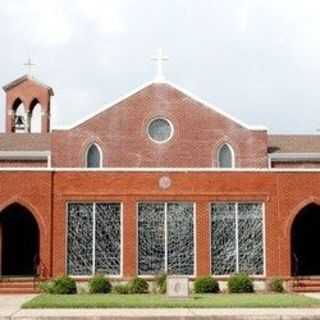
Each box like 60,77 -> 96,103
30,98 -> 42,133
2,75 -> 54,133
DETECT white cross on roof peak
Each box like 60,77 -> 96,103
152,48 -> 168,83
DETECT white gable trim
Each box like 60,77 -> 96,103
54,80 -> 267,131
55,81 -> 154,130
165,81 -> 267,131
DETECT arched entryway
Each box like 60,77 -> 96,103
291,203 -> 320,276
0,203 -> 39,276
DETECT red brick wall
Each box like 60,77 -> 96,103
49,170 -> 320,279
1,170 -> 320,280
0,172 -> 53,277
51,84 -> 268,168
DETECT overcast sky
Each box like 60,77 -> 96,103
0,0 -> 320,133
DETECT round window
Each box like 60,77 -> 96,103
148,118 -> 173,143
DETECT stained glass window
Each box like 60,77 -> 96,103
138,203 -> 165,275
211,202 -> 264,275
138,202 -> 194,275
67,203 -> 93,275
67,202 -> 121,275
238,203 -> 264,275
95,203 -> 121,275
211,203 -> 236,275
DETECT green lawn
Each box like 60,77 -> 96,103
23,293 -> 320,309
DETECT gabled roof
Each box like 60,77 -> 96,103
268,134 -> 320,153
56,80 -> 266,131
0,133 -> 51,151
2,74 -> 54,96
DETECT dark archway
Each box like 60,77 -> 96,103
0,203 -> 39,276
291,203 -> 320,276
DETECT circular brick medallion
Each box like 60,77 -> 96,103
159,176 -> 171,189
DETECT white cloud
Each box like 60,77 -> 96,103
76,0 -> 128,34
3,0 -> 72,46
1,0 -> 128,47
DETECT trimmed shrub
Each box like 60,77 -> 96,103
89,275 -> 112,294
39,280 -> 55,294
41,276 -> 77,294
194,276 -> 219,293
268,278 -> 284,293
113,283 -> 130,294
129,277 -> 149,294
227,273 -> 254,293
155,273 -> 167,294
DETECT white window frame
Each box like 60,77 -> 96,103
137,201 -> 196,278
65,201 -> 123,278
210,201 -> 265,278
85,143 -> 103,168
147,117 -> 174,144
216,143 -> 235,168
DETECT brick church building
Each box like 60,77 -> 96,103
1,60 -> 320,292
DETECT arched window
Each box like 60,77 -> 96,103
217,144 -> 234,168
30,99 -> 42,133
86,144 -> 102,168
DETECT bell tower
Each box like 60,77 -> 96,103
2,73 -> 54,133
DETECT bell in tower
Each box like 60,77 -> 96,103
14,114 -> 25,132
2,61 -> 54,134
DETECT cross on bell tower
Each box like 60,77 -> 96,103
152,48 -> 168,83
24,58 -> 36,77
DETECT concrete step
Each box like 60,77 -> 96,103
0,277 -> 39,293
0,276 -> 36,281
291,286 -> 320,292
293,280 -> 320,287
0,287 -> 39,294
0,281 -> 36,288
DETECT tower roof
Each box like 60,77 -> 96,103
2,74 -> 54,96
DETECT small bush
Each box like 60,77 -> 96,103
268,278 -> 284,293
155,273 -> 167,294
228,273 -> 254,293
194,276 -> 219,293
129,277 -> 149,294
113,283 -> 130,294
39,280 -> 55,294
89,275 -> 112,294
41,276 -> 77,294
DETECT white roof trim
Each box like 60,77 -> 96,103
2,167 -> 320,172
54,80 -> 267,131
165,81 -> 267,131
269,152 -> 320,162
55,81 -> 154,130
0,151 -> 50,161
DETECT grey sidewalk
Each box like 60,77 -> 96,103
11,308 -> 320,320
0,295 -> 36,320
3,295 -> 320,320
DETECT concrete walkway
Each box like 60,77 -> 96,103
2,295 -> 320,320
10,308 -> 320,320
0,295 -> 36,320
